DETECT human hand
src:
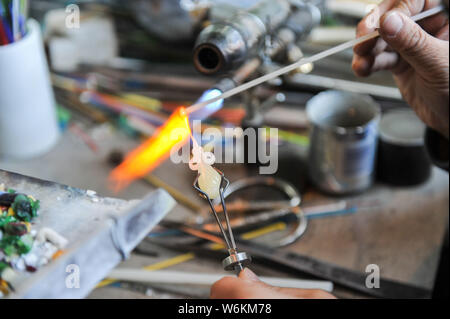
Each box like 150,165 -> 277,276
352,0 -> 449,138
210,268 -> 336,299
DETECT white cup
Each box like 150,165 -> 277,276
0,19 -> 60,159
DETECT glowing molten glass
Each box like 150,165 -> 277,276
110,107 -> 191,190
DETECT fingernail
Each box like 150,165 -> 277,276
241,268 -> 260,282
382,12 -> 403,38
352,55 -> 358,67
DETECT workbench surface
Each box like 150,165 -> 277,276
1,123 -> 448,299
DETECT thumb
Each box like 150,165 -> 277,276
239,268 -> 261,282
379,10 -> 442,73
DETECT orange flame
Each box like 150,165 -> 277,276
109,107 -> 191,190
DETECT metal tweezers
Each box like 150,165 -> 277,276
193,168 -> 251,273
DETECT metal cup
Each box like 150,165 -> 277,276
377,109 -> 431,186
306,90 -> 381,195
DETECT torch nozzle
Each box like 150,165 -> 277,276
193,44 -> 225,75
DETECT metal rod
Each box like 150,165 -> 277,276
207,198 -> 233,250
193,172 -> 252,273
220,190 -> 237,251
218,176 -> 238,251
185,5 -> 444,115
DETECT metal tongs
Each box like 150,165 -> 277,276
193,168 -> 251,274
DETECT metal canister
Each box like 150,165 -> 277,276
306,90 -> 381,195
377,109 -> 431,186
193,0 -> 291,74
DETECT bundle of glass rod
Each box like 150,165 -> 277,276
0,0 -> 28,45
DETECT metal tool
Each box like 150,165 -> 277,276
193,168 -> 251,273
190,1 -> 322,119
193,0 -> 290,74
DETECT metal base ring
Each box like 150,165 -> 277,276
222,252 -> 252,271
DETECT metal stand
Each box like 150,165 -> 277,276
193,168 -> 252,274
